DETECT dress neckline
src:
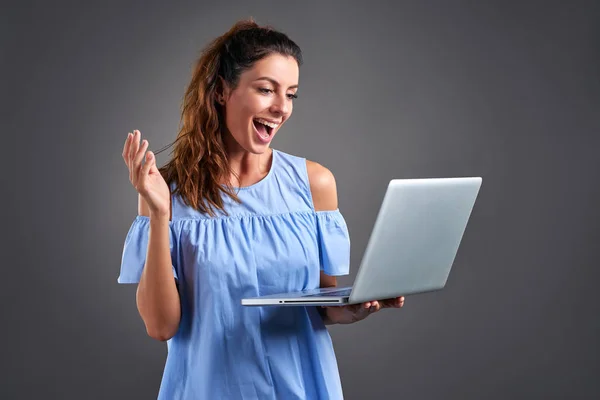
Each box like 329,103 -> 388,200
229,148 -> 277,191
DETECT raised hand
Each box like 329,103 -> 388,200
122,130 -> 170,218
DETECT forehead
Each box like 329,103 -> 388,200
241,53 -> 299,87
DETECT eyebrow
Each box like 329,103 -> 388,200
255,76 -> 298,89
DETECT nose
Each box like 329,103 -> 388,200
269,92 -> 291,117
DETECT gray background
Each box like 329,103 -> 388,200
2,0 -> 599,399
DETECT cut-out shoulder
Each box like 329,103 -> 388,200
137,194 -> 172,221
306,159 -> 340,287
306,160 -> 338,212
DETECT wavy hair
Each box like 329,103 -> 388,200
157,18 -> 303,217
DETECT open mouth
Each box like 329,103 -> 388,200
253,120 -> 273,136
253,118 -> 279,140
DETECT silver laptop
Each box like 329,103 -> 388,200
241,177 -> 482,306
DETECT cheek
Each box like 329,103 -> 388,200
224,107 -> 253,140
245,96 -> 270,115
225,102 -> 247,128
230,96 -> 256,120
224,93 -> 273,132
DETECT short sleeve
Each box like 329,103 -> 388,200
117,216 -> 179,284
316,209 -> 351,276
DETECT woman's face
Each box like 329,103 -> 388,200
220,53 -> 299,154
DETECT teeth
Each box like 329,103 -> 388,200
255,118 -> 280,129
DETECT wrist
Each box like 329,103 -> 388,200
149,212 -> 170,223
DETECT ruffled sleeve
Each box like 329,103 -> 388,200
117,216 -> 179,284
315,209 -> 351,276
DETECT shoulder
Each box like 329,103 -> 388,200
306,160 -> 340,287
306,159 -> 338,211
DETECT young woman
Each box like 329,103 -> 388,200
119,18 -> 404,399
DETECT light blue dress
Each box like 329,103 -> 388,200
118,149 -> 351,399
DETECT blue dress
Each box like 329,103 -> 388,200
118,149 -> 351,399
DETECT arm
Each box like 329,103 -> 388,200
135,195 -> 181,341
306,160 -> 340,325
318,270 -> 338,325
307,160 -> 406,325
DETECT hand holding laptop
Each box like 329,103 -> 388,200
322,296 -> 405,324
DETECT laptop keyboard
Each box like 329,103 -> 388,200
302,288 -> 352,297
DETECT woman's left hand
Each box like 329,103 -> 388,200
322,296 -> 405,325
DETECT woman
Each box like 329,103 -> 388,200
119,19 -> 404,399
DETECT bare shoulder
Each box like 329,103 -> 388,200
137,194 -> 172,220
306,159 -> 338,211
306,160 -> 340,287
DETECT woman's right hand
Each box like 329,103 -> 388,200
122,129 -> 170,218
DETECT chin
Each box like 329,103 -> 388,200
247,129 -> 278,154
247,141 -> 272,154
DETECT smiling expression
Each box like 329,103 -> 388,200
219,53 -> 300,154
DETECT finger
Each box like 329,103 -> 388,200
134,139 -> 149,182
141,151 -> 155,180
377,297 -> 401,309
129,130 -> 140,165
361,301 -> 379,314
127,130 -> 139,182
135,138 -> 148,165
129,131 -> 142,184
124,133 -> 134,181
364,305 -> 378,317
378,299 -> 393,308
122,132 -> 132,162
382,297 -> 402,308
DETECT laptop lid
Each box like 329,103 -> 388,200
348,177 -> 482,304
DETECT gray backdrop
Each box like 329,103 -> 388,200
2,0 -> 599,399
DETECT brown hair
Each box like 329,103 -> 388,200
157,18 -> 303,217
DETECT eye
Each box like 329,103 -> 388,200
259,87 -> 297,100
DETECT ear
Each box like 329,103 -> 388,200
215,76 -> 231,105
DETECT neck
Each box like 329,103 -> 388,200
222,133 -> 273,187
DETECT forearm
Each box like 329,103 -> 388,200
136,215 -> 181,341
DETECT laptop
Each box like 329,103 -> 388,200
241,177 -> 482,306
